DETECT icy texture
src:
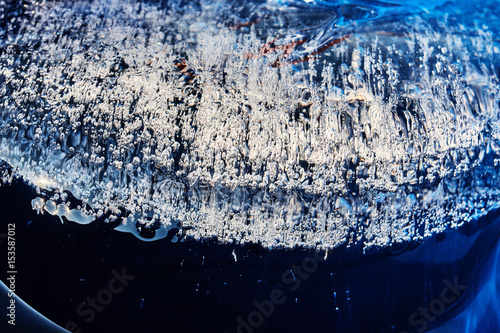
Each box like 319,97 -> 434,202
2,0 -> 500,250
31,197 -> 94,224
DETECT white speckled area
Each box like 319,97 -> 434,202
1,0 -> 500,250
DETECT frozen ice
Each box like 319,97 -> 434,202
3,0 -> 500,250
31,198 -> 94,224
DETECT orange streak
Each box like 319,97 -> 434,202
231,17 -> 264,30
273,35 -> 351,67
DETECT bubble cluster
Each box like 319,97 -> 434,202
1,0 -> 500,250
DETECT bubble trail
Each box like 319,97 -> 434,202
1,0 -> 500,251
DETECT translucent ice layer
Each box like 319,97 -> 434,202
2,0 -> 500,250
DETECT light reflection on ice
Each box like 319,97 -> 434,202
2,0 -> 500,250
31,198 -> 94,224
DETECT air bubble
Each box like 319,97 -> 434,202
448,62 -> 463,75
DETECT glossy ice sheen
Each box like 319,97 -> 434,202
0,0 -> 499,250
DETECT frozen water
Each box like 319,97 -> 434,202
1,0 -> 500,250
30,197 -> 94,224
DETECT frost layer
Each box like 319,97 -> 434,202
1,0 -> 500,250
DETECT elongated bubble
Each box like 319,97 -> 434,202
2,0 -> 500,250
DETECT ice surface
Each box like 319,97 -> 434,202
31,197 -> 94,224
2,0 -> 500,250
